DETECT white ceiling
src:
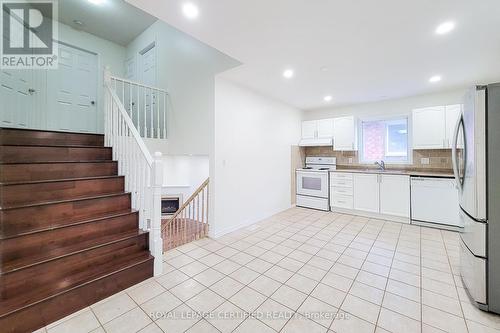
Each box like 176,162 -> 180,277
59,0 -> 156,46
127,0 -> 500,110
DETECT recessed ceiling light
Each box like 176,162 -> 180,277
429,75 -> 442,83
87,0 -> 105,5
283,69 -> 294,79
182,3 -> 199,19
435,21 -> 455,35
323,95 -> 333,102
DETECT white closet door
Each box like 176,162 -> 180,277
0,69 -> 36,128
47,43 -> 98,133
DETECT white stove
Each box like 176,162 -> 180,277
296,157 -> 336,211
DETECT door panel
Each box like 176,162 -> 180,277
0,69 -> 37,128
445,104 -> 462,148
353,173 -> 379,213
47,43 -> 98,133
380,175 -> 410,218
460,88 -> 486,220
412,106 -> 446,149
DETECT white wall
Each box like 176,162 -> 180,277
302,88 -> 468,120
210,78 -> 302,237
159,155 -> 209,202
126,21 -> 241,156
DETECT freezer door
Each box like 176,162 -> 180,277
460,209 -> 486,257
457,87 -> 487,220
460,238 -> 487,305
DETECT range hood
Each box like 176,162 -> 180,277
298,138 -> 333,147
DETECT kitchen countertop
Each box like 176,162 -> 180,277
332,167 -> 454,178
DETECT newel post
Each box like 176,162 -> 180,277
151,151 -> 164,276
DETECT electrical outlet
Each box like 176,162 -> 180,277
421,157 -> 430,165
348,158 -> 353,164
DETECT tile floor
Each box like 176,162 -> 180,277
37,207 -> 500,333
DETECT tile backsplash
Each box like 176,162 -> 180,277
304,146 -> 452,170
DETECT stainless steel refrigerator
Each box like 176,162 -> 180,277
453,83 -> 500,313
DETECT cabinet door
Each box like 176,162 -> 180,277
353,173 -> 379,213
412,106 -> 446,149
445,104 -> 462,148
302,120 -> 317,139
380,175 -> 410,219
334,116 -> 357,150
317,118 -> 334,138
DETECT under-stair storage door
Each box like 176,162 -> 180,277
47,43 -> 98,133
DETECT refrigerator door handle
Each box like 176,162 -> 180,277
452,115 -> 464,191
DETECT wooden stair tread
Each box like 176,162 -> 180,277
1,210 -> 136,239
0,160 -> 117,165
2,229 -> 144,273
0,175 -> 122,186
0,251 -> 152,318
0,192 -> 131,210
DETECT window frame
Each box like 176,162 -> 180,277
358,115 -> 412,165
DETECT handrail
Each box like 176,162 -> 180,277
105,79 -> 153,166
163,178 -> 209,230
110,73 -> 168,139
110,75 -> 169,94
104,67 -> 163,276
161,178 -> 209,251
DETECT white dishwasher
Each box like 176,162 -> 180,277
410,177 -> 462,229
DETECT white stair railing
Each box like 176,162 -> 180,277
104,68 -> 163,276
110,75 -> 168,139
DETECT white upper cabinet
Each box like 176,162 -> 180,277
301,119 -> 334,140
333,116 -> 357,151
317,118 -> 335,138
412,104 -> 463,149
445,104 -> 462,148
379,174 -> 410,218
301,120 -> 318,140
412,106 -> 446,149
353,173 -> 379,213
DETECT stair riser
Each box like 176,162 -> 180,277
0,177 -> 125,208
0,146 -> 112,163
1,233 -> 149,299
0,258 -> 153,333
1,212 -> 139,271
0,128 -> 104,147
1,194 -> 132,238
0,162 -> 118,182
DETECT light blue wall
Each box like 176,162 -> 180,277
126,20 -> 241,155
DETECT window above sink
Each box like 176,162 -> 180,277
359,116 -> 411,164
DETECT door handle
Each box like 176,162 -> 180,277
91,101 -> 96,105
28,88 -> 35,95
452,115 -> 464,190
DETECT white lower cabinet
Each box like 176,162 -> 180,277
353,174 -> 379,213
331,171 -> 411,223
330,172 -> 354,209
379,175 -> 410,218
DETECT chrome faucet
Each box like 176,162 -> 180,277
374,160 -> 386,171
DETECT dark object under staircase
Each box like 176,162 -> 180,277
0,128 -> 154,333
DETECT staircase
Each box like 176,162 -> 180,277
0,127 -> 154,333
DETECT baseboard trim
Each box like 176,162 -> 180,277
331,207 -> 410,224
210,205 -> 295,238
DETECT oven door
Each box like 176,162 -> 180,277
296,171 -> 329,198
